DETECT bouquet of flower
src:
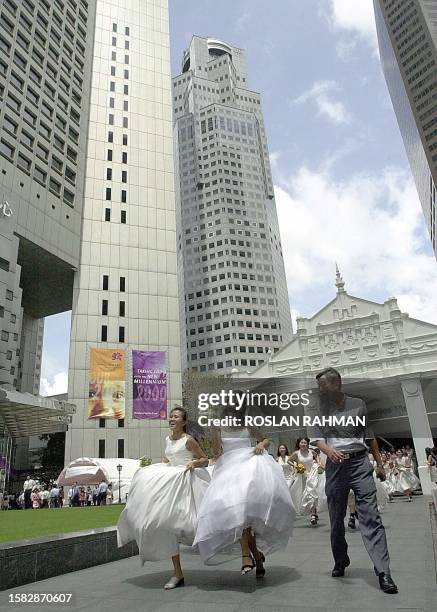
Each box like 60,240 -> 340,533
139,457 -> 152,468
295,463 -> 306,474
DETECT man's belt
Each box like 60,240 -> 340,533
340,449 -> 367,460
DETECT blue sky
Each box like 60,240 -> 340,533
40,0 -> 437,395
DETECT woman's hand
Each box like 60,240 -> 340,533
185,461 -> 196,472
255,441 -> 266,455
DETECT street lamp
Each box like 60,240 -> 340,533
116,463 -> 122,504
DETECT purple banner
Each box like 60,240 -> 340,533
132,351 -> 167,419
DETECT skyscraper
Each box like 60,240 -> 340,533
173,36 -> 293,374
374,0 -> 437,256
0,0 -> 181,467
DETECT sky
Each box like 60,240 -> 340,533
40,0 -> 437,396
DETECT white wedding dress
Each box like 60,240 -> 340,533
290,450 -> 326,515
117,435 -> 209,563
193,428 -> 295,564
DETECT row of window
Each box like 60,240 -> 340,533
101,325 -> 125,343
98,438 -> 124,459
191,359 -> 262,372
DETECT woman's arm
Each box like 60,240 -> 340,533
185,436 -> 209,470
247,426 -> 269,455
210,425 -> 223,459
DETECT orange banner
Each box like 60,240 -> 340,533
88,348 -> 125,420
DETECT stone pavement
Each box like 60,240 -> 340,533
1,496 -> 436,612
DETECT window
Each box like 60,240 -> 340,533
108,131 -> 113,143
34,166 -> 47,185
119,326 -> 125,342
125,26 -> 130,36
110,81 -> 115,92
0,139 -> 14,160
106,187 -> 111,200
124,55 -> 129,64
119,301 -> 125,316
36,143 -> 49,162
118,419 -> 124,428
122,170 -> 127,183
102,299 -> 108,315
107,149 -> 113,161
63,188 -> 74,206
105,208 -> 111,221
123,100 -> 128,111
112,36 -> 116,46
125,41 -> 129,50
124,85 -> 128,95
101,325 -> 107,342
112,23 -> 117,32
52,156 -> 63,173
39,123 -> 51,140
121,190 -> 127,203
103,275 -> 109,290
119,277 -> 125,292
99,418 -> 105,428
123,117 -> 128,128
117,438 -> 124,458
121,210 -> 126,224
3,115 -> 18,135
49,177 -> 61,195
106,168 -> 112,180
108,113 -> 114,124
17,153 -> 31,172
65,166 -> 76,184
122,151 -> 127,163
124,69 -> 129,79
98,439 -> 105,458
111,66 -> 115,76
122,134 -> 128,146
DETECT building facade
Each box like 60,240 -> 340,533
242,269 -> 437,494
374,0 -> 437,256
66,0 -> 181,464
172,36 -> 293,374
1,0 -> 181,469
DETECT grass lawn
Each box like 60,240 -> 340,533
0,505 -> 125,544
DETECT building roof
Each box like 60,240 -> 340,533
0,388 -> 75,438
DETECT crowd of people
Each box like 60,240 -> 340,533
0,477 -> 115,510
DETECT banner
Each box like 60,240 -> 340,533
88,348 -> 125,420
132,351 -> 167,419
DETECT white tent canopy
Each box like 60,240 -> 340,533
57,457 -> 140,501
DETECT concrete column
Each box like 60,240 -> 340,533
400,377 -> 434,495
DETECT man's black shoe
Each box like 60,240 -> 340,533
331,557 -> 350,577
378,573 -> 398,594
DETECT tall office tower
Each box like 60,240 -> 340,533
173,37 -> 293,374
66,0 -> 181,463
374,0 -> 437,256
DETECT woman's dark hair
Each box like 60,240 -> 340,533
295,437 -> 310,450
277,444 -> 290,457
170,406 -> 188,432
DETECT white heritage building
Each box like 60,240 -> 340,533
242,269 -> 437,495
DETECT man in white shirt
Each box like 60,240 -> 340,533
307,367 -> 397,594
23,476 -> 35,509
97,480 -> 108,505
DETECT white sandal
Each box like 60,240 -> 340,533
164,576 -> 185,590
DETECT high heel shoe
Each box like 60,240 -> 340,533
241,554 -> 255,575
163,576 -> 184,590
255,552 -> 266,578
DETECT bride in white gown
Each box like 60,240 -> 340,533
193,406 -> 295,576
117,407 -> 209,589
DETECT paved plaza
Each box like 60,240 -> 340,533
1,496 -> 436,612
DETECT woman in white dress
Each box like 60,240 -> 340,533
289,438 -> 324,526
368,453 -> 390,510
193,407 -> 295,577
391,449 -> 420,501
117,407 -> 209,589
277,444 -> 294,488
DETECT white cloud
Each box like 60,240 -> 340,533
275,165 -> 437,324
293,80 -> 352,125
322,0 -> 379,58
40,371 -> 68,397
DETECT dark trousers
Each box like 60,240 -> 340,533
24,489 -> 32,509
325,452 -> 391,574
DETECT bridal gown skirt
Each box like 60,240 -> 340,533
290,466 -> 327,515
392,468 -> 420,493
117,462 -> 209,563
193,447 -> 296,564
